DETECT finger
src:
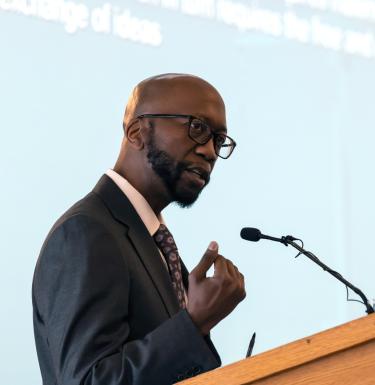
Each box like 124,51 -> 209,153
190,241 -> 219,280
233,265 -> 243,280
239,272 -> 245,291
213,255 -> 229,276
226,260 -> 237,277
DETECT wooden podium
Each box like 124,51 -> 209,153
181,314 -> 375,385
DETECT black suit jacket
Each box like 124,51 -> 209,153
32,175 -> 220,385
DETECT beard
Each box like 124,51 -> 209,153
146,131 -> 209,208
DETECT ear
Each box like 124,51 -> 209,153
126,119 -> 144,150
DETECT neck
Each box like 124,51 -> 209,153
113,157 -> 171,216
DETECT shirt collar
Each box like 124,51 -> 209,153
105,169 -> 164,236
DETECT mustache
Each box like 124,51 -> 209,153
185,164 -> 210,184
146,139 -> 211,187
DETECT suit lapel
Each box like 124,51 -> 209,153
92,175 -> 180,316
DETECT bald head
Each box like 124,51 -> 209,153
115,73 -> 229,212
123,73 -> 225,131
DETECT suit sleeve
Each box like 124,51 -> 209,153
33,214 -> 220,385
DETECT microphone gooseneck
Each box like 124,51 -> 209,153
240,227 -> 374,315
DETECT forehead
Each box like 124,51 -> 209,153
133,77 -> 227,129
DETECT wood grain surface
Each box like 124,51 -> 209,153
180,313 -> 375,385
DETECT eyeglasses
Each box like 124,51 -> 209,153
136,114 -> 236,159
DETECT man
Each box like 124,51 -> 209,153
32,73 -> 246,385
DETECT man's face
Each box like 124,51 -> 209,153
143,80 -> 227,208
146,127 -> 208,208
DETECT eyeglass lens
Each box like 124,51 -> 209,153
189,118 -> 234,158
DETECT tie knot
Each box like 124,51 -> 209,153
154,224 -> 177,250
155,223 -> 168,237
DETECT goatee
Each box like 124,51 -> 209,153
146,134 -> 209,208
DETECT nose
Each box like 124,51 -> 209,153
194,137 -> 218,162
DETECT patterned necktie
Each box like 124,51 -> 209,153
153,224 -> 186,309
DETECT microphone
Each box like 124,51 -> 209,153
240,227 -> 261,242
240,227 -> 288,245
240,226 -> 374,315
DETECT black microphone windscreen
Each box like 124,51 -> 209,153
240,227 -> 262,242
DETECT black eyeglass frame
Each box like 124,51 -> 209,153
136,113 -> 236,159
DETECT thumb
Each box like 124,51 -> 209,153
191,241 -> 219,280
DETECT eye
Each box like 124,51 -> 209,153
190,119 -> 206,135
189,118 -> 211,142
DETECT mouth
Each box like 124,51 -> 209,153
184,166 -> 210,187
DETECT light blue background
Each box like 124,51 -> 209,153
1,1 -> 375,383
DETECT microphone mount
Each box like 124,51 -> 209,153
241,228 -> 374,315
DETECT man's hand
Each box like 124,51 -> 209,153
186,241 -> 246,336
